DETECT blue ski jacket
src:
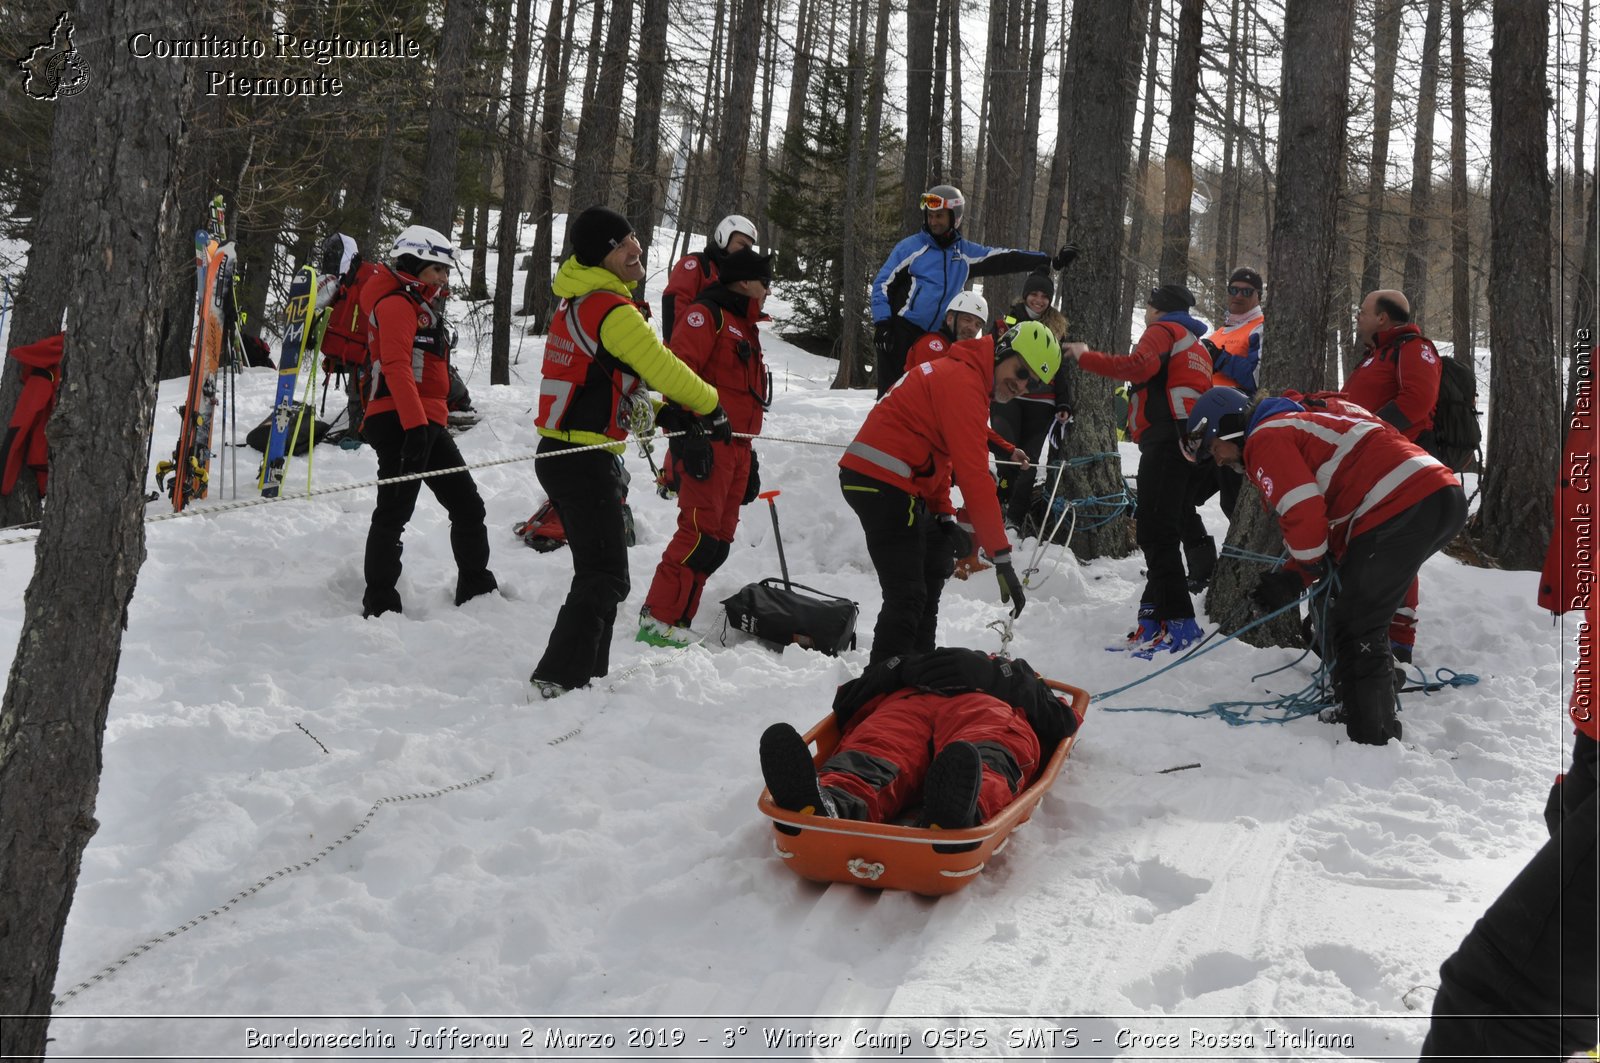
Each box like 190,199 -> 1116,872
871,229 -> 1051,332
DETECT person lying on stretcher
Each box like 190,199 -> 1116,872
759,648 -> 1080,831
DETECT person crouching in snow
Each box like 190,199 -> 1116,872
839,320 -> 1062,663
639,248 -> 774,647
359,224 -> 497,618
760,647 -> 1080,830
528,206 -> 727,699
1181,387 -> 1466,745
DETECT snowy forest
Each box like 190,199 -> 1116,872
0,0 -> 1597,1057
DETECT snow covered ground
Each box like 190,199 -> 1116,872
0,228 -> 1575,1061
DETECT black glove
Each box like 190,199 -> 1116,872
701,404 -> 734,443
400,424 -> 440,474
1251,569 -> 1306,614
742,450 -> 761,505
995,557 -> 1026,618
940,517 -> 972,562
654,403 -> 690,434
873,320 -> 894,364
1052,242 -> 1080,271
676,429 -> 714,481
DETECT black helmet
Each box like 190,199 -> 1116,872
1181,387 -> 1251,464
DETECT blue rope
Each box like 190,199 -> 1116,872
1219,544 -> 1289,567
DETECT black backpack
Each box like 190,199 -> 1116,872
1430,356 -> 1481,472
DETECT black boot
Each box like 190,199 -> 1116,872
1343,675 -> 1402,746
920,741 -> 983,830
759,723 -> 833,816
1184,535 -> 1217,594
455,568 -> 499,606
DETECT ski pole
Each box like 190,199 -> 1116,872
758,489 -> 792,591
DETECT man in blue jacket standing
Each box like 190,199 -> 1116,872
871,184 -> 1077,396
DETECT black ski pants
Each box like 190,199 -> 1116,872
531,439 -> 630,690
1134,436 -> 1199,622
362,411 -> 491,616
991,399 -> 1056,527
1421,732 -> 1599,1060
1329,483 -> 1467,744
842,469 -> 950,664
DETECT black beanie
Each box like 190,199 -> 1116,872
1149,283 -> 1196,313
1022,268 -> 1055,302
570,206 -> 634,267
717,248 -> 774,286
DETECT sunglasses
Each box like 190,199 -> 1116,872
920,192 -> 961,212
1226,285 -> 1256,298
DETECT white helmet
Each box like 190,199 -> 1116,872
712,214 -> 759,252
946,290 -> 989,323
391,224 -> 456,267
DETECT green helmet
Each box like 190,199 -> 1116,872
996,320 -> 1061,383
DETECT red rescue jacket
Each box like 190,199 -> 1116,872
1077,314 -> 1211,444
1343,323 -> 1441,441
661,250 -> 720,344
1,332 -> 66,496
361,266 -> 452,428
668,286 -> 770,438
1537,414 -> 1600,741
840,336 -> 1011,558
1242,405 -> 1460,569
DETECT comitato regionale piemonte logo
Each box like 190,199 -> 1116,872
19,12 -> 90,101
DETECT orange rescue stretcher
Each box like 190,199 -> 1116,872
757,679 -> 1090,896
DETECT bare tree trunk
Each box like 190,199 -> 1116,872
833,0 -> 871,388
567,0 -> 637,248
1360,0 -> 1403,296
713,0 -> 765,211
902,0 -> 937,233
521,0 -> 574,329
931,0 -> 950,181
1209,0 -> 1355,643
1400,0 -> 1443,327
980,0 -> 1028,313
1476,0 -> 1558,568
773,0 -> 816,255
1449,0 -> 1471,351
1210,0 -> 1243,318
1018,0 -> 1049,240
1576,0 -> 1592,206
1116,0 -> 1162,353
1038,0 -> 1078,253
1056,0 -> 1149,561
949,0 -> 965,185
493,0 -> 534,384
1159,0 -> 1203,285
626,0 -> 671,266
0,0 -> 192,1053
470,0 -> 514,301
754,0 -> 779,242
419,0 -> 483,233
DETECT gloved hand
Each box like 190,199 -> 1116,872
654,402 -> 690,435
676,430 -> 714,481
700,404 -> 734,443
1052,242 -> 1080,271
995,555 -> 1027,618
400,424 -> 440,474
939,516 -> 973,562
873,320 -> 894,364
1251,569 -> 1306,614
742,450 -> 761,505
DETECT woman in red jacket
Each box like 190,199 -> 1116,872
358,224 -> 496,618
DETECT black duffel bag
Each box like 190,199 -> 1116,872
721,578 -> 858,657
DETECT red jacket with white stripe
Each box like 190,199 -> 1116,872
1075,312 -> 1212,444
1242,404 -> 1459,570
1342,323 -> 1441,441
839,337 -> 1012,558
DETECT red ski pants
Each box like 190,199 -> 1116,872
643,441 -> 751,626
820,690 -> 1040,824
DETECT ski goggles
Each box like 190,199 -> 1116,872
920,192 -> 962,213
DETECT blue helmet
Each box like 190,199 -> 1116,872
1181,387 -> 1251,464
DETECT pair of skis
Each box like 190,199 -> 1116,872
257,264 -> 330,498
156,207 -> 237,512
